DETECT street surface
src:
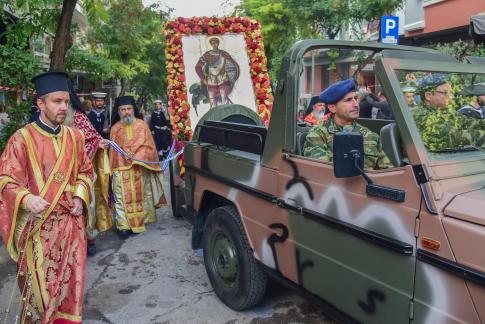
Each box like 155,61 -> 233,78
0,176 -> 334,324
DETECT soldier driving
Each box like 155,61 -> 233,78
303,79 -> 392,170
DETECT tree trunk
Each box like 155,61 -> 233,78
49,0 -> 77,71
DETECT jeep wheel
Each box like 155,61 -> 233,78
202,206 -> 267,311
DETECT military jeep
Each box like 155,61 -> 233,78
171,40 -> 485,323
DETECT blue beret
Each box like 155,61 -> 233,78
417,73 -> 449,93
31,72 -> 69,97
319,79 -> 356,104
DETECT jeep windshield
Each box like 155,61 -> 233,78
394,70 -> 485,162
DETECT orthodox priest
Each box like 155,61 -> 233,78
109,96 -> 166,237
150,99 -> 172,156
0,72 -> 93,323
87,91 -> 112,237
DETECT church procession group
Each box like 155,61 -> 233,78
0,72 -> 173,323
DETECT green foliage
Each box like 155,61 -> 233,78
327,49 -> 340,72
86,0 -> 168,96
0,45 -> 42,89
432,40 -> 485,62
66,45 -> 127,80
351,0 -> 403,23
239,0 -> 404,79
0,1 -> 60,47
238,0 -> 315,78
284,0 -> 350,40
0,99 -> 32,153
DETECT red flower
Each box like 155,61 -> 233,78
165,17 -> 273,141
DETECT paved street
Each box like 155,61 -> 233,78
0,177 -> 334,324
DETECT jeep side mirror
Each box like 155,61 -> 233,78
333,131 -> 406,202
333,131 -> 365,178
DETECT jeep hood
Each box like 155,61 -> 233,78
444,188 -> 485,226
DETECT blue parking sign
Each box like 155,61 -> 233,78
381,16 -> 399,45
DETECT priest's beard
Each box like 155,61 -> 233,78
313,110 -> 325,120
121,114 -> 134,125
63,104 -> 75,126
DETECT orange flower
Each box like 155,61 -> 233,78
165,17 -> 273,140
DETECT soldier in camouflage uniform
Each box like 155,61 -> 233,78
303,79 -> 393,170
413,74 -> 485,151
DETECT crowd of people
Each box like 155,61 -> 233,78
0,71 -> 173,323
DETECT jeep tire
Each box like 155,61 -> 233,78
202,206 -> 267,311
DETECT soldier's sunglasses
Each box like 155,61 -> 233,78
434,90 -> 452,96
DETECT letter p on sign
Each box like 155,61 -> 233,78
380,16 -> 399,45
386,19 -> 396,34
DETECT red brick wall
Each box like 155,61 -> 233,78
406,0 -> 485,37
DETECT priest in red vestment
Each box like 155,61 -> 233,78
0,72 -> 94,323
109,96 -> 166,237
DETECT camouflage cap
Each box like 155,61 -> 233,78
417,73 -> 449,94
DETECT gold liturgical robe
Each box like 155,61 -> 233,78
0,122 -> 93,323
109,118 -> 166,233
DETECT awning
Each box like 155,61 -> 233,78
470,14 -> 485,44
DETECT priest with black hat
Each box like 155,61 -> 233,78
0,71 -> 94,323
109,95 -> 166,237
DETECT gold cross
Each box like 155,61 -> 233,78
53,171 -> 65,184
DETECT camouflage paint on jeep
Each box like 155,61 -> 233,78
181,40 -> 485,323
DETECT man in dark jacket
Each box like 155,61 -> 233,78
150,100 -> 172,155
87,91 -> 110,138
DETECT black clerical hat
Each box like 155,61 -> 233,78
115,96 -> 136,108
31,72 -> 69,97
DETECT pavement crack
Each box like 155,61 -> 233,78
157,303 -> 185,318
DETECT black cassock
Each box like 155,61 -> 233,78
87,108 -> 110,139
150,110 -> 172,152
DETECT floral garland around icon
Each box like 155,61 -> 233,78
164,16 -> 273,140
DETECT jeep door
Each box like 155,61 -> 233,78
268,43 -> 423,323
378,57 -> 485,324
